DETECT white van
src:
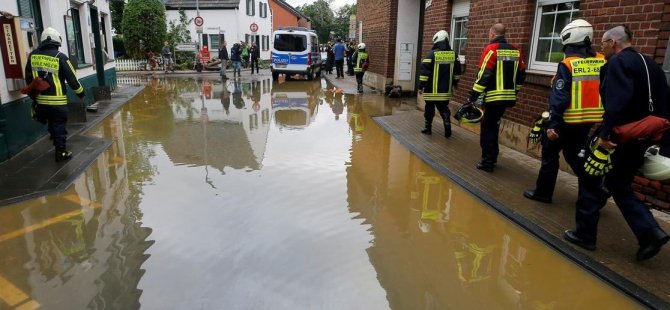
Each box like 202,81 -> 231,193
271,27 -> 322,81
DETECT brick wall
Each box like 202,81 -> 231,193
422,0 -> 452,54
357,0 -> 398,79
633,176 -> 670,211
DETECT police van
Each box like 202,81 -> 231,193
271,27 -> 322,81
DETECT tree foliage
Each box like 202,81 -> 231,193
297,1 -> 356,43
166,9 -> 191,45
297,0 -> 334,43
110,0 -> 125,34
121,0 -> 167,58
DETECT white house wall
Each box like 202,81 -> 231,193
0,0 -> 114,105
166,5 -> 272,60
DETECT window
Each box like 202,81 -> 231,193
262,35 -> 269,51
66,8 -> 86,66
246,0 -> 255,16
209,34 -> 219,50
451,0 -> 469,63
529,0 -> 579,72
274,34 -> 306,52
259,3 -> 265,18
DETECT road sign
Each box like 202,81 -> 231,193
175,43 -> 197,52
250,23 -> 258,32
196,26 -> 203,33
194,16 -> 204,27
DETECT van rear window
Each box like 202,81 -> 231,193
274,34 -> 307,52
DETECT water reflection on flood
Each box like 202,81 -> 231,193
0,76 -> 641,309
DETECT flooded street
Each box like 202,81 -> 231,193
0,76 -> 641,309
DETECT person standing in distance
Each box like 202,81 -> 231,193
468,23 -> 526,172
564,25 -> 670,261
352,43 -> 369,94
418,30 -> 462,138
333,38 -> 346,79
219,41 -> 229,79
250,42 -> 260,74
24,27 -> 86,162
524,19 -> 605,204
161,41 -> 173,72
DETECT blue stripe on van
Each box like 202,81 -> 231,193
271,53 -> 309,65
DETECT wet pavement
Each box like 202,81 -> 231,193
0,68 -> 662,309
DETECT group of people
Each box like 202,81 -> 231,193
217,40 -> 261,79
324,39 -> 358,78
419,21 -> 670,261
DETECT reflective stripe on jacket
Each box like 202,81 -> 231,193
470,36 -> 526,104
354,51 -> 368,73
25,44 -> 84,106
419,42 -> 462,102
561,53 -> 606,123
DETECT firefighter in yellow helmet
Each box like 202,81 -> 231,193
24,27 -> 86,162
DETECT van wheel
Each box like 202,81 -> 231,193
272,72 -> 279,81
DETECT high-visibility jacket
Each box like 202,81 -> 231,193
561,53 -> 606,123
469,36 -> 525,105
419,41 -> 462,102
24,42 -> 84,105
353,51 -> 368,73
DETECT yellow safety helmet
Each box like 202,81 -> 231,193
454,104 -> 484,124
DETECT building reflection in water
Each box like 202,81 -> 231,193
345,103 -> 640,309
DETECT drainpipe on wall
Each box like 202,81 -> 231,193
414,0 -> 426,95
664,39 -> 670,87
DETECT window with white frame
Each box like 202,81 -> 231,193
259,2 -> 268,18
529,0 -> 580,72
262,35 -> 269,51
247,0 -> 256,16
451,0 -> 469,63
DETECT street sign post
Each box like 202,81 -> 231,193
194,16 -> 204,27
250,23 -> 258,33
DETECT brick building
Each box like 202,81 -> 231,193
356,0 -> 670,209
269,0 -> 311,31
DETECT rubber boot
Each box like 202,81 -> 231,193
55,147 -> 72,162
440,110 -> 452,138
421,119 -> 432,135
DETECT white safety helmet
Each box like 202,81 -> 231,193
640,146 -> 670,180
41,27 -> 63,45
560,19 -> 593,45
357,43 -> 366,50
433,30 -> 449,44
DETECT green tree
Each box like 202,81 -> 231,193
110,0 -> 125,34
297,0 -> 335,43
333,4 -> 356,40
121,0 -> 167,58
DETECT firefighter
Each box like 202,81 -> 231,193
24,27 -> 85,162
467,23 -> 526,172
524,19 -> 605,203
352,43 -> 369,94
418,30 -> 462,138
565,25 -> 670,261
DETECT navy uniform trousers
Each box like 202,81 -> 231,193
575,139 -> 661,244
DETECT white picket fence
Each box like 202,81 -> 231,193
115,59 -> 147,71
117,76 -> 151,85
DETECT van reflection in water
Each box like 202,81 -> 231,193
271,80 -> 321,129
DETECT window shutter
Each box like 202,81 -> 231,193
452,0 -> 470,17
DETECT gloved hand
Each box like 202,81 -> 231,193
583,143 -> 614,176
528,118 -> 545,144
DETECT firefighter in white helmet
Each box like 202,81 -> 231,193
418,30 -> 462,138
24,27 -> 86,162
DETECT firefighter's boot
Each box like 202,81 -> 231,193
421,119 -> 432,135
441,110 -> 452,138
55,147 -> 72,162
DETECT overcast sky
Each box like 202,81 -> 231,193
284,0 -> 356,10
